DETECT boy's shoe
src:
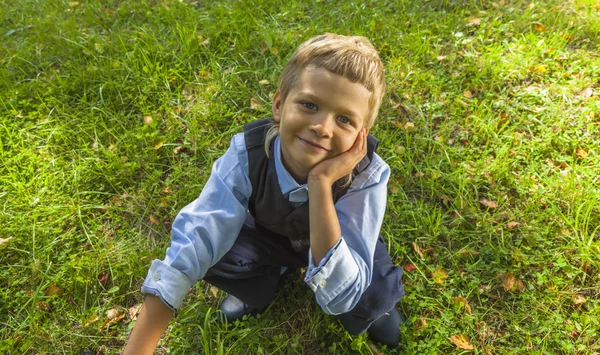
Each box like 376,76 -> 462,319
217,294 -> 266,323
367,307 -> 406,348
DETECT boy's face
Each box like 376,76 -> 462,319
272,66 -> 371,182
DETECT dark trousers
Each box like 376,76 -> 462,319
203,214 -> 404,334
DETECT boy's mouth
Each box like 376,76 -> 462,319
297,137 -> 328,151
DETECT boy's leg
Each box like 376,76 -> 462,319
336,235 -> 405,335
203,214 -> 306,309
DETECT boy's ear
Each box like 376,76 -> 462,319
272,91 -> 282,123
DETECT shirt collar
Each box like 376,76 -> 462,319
274,135 -> 308,198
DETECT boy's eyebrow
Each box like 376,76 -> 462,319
297,92 -> 362,119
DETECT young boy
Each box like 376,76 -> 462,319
124,33 -> 405,353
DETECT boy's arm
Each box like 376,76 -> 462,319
124,134 -> 252,352
307,130 -> 367,264
306,131 -> 389,315
123,295 -> 173,355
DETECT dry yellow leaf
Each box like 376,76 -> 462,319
258,79 -> 269,85
128,303 -> 143,320
468,18 -> 481,26
506,221 -> 520,229
452,296 -> 472,315
84,314 -> 100,327
172,146 -> 184,154
209,285 -> 220,298
516,279 -> 526,292
573,294 -> 586,305
270,46 -> 279,55
153,142 -> 164,150
580,87 -> 593,98
0,236 -> 13,250
412,242 -> 424,258
105,308 -> 120,320
576,148 -> 589,159
403,122 -> 415,131
143,116 -> 153,125
250,97 -> 262,110
149,215 -> 159,226
480,198 -> 497,209
437,55 -> 447,61
463,90 -> 473,98
503,272 -> 515,291
532,23 -> 548,32
449,334 -> 474,350
46,284 -> 63,297
432,266 -> 448,284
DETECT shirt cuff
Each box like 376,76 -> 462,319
304,237 -> 359,307
141,259 -> 192,311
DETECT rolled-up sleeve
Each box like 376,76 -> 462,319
304,155 -> 390,315
141,134 -> 251,310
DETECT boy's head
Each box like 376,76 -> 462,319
276,33 -> 385,128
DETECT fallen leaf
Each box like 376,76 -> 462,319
270,46 -> 279,55
0,236 -> 13,250
506,221 -> 520,229
153,142 -> 164,150
36,301 -> 50,312
250,97 -> 262,110
403,122 -> 415,131
46,284 -> 62,297
478,284 -> 491,293
98,273 -> 109,284
368,342 -> 384,355
172,146 -> 184,154
437,55 -> 447,61
452,296 -> 472,315
560,169 -> 570,176
202,39 -> 210,46
576,148 -> 589,159
258,79 -> 269,85
105,307 -> 121,320
580,87 -> 593,98
503,272 -> 515,291
412,242 -> 425,258
480,198 -> 497,209
449,334 -> 474,350
403,263 -> 417,272
463,90 -> 473,98
128,303 -> 143,320
458,249 -> 480,256
432,266 -> 448,284
467,17 -> 481,26
208,285 -> 220,298
573,294 -> 586,305
516,279 -> 526,292
259,40 -> 269,53
389,185 -> 400,194
69,1 -> 79,6
149,215 -> 159,225
415,317 -> 428,328
532,23 -> 548,32
162,186 -> 173,194
84,314 -> 100,327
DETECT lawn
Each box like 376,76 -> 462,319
1,0 -> 599,354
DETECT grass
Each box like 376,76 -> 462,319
1,0 -> 599,353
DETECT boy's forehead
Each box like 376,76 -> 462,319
288,67 -> 371,119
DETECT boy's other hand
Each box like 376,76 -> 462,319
308,129 -> 367,186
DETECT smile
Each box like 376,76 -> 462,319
297,137 -> 328,151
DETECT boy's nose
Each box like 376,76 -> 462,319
309,114 -> 334,138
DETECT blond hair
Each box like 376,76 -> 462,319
264,33 -> 385,186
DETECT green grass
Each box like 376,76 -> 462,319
1,0 -> 599,353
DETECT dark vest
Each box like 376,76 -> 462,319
244,118 -> 379,252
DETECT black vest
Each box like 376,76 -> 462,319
244,118 -> 379,252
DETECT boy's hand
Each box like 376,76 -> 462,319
308,129 -> 368,186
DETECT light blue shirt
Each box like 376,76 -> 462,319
142,133 -> 390,315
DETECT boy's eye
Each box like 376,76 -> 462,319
302,102 -> 317,110
338,116 -> 351,125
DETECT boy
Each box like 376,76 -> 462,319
124,33 -> 405,353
